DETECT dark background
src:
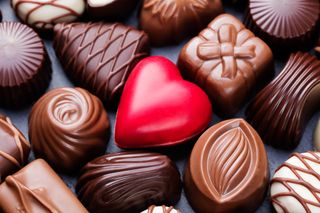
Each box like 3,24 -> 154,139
0,1 -> 317,212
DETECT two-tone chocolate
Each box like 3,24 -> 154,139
271,152 -> 320,213
28,87 -> 110,172
244,0 -> 320,50
0,115 -> 30,182
0,159 -> 88,212
76,152 -> 182,213
246,52 -> 320,149
11,0 -> 85,30
139,0 -> 223,46
53,22 -> 150,103
141,205 -> 180,213
178,14 -> 273,116
86,0 -> 139,20
0,22 -> 52,107
184,119 -> 269,213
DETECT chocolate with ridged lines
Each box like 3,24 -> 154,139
53,22 -> 150,104
0,22 -> 52,107
76,151 -> 182,213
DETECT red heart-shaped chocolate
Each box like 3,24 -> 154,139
115,56 -> 212,148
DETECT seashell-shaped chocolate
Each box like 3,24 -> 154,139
28,87 -> 110,173
0,115 -> 30,182
246,52 -> 320,149
53,22 -> 150,103
271,152 -> 320,213
11,0 -> 85,30
76,151 -> 182,213
184,118 -> 268,213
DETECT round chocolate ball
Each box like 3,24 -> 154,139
28,87 -> 110,173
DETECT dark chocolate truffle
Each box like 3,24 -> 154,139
76,151 -> 182,213
28,87 -> 110,172
86,0 -> 139,20
11,0 -> 85,30
244,0 -> 320,50
184,119 -> 268,213
246,52 -> 320,149
53,22 -> 150,103
139,0 -> 223,46
0,115 -> 30,182
0,22 -> 52,107
178,14 -> 273,116
0,159 -> 88,212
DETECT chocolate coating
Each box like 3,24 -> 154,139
76,151 -> 182,213
53,22 -> 150,103
86,0 -> 139,20
246,52 -> 320,149
0,115 -> 30,182
0,22 -> 52,107
178,14 -> 273,116
244,0 -> 320,50
0,159 -> 88,213
11,0 -> 85,30
139,0 -> 223,46
29,87 -> 110,172
184,119 -> 269,213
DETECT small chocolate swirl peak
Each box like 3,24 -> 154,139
76,151 -> 182,213
28,87 -> 110,173
0,115 -> 30,182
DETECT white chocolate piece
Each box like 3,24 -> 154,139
88,0 -> 115,7
11,0 -> 85,29
270,152 -> 320,213
314,120 -> 320,151
141,206 -> 180,213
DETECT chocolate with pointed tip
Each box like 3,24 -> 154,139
184,119 -> 269,213
0,159 -> 88,213
246,52 -> 320,149
139,0 -> 223,46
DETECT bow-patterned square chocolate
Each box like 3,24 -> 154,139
178,14 -> 273,116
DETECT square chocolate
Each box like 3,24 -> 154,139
0,159 -> 88,212
178,14 -> 273,116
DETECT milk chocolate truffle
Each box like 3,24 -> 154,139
0,115 -> 30,182
29,87 -> 110,172
0,159 -> 88,213
87,0 -> 139,20
184,119 -> 269,213
76,152 -> 182,213
178,14 -> 273,116
0,22 -> 51,107
244,0 -> 320,50
271,152 -> 320,213
246,52 -> 320,149
11,0 -> 85,30
141,205 -> 180,213
53,22 -> 150,103
139,0 -> 223,46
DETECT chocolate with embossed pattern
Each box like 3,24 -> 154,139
76,151 -> 182,213
0,159 -> 88,213
178,14 -> 273,116
139,0 -> 223,46
0,115 -> 30,182
29,87 -> 110,173
53,22 -> 150,103
184,119 -> 268,213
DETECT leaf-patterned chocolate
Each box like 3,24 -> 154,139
184,119 -> 268,213
53,22 -> 150,103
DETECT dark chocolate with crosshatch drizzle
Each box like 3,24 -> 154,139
0,22 -> 52,107
53,22 -> 150,103
76,151 -> 182,213
246,52 -> 320,149
0,115 -> 30,182
0,159 -> 88,213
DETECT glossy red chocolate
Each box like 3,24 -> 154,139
115,56 -> 212,148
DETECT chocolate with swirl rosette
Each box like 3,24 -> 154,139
178,14 -> 273,116
28,87 -> 110,173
